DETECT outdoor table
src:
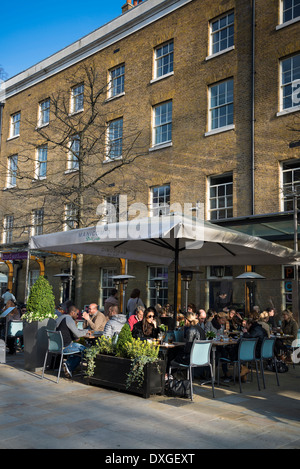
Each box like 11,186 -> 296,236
211,339 -> 238,384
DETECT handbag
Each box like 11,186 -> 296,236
165,378 -> 191,398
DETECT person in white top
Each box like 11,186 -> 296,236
2,289 -> 16,305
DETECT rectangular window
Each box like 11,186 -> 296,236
32,209 -> 44,236
68,135 -> 80,170
105,195 -> 120,223
210,11 -> 234,55
282,0 -> 300,23
150,185 -> 170,216
154,41 -> 174,79
209,79 -> 234,130
10,112 -> 21,138
64,203 -> 78,231
7,155 -> 18,188
71,84 -> 84,113
38,99 -> 50,126
282,159 -> 300,210
148,266 -> 168,306
3,215 -> 14,244
280,54 -> 300,111
209,174 -> 233,220
109,64 -> 125,97
100,268 -> 117,305
36,145 -> 48,179
153,101 -> 172,146
107,118 -> 123,159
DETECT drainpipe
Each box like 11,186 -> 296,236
0,103 -> 4,152
251,0 -> 255,216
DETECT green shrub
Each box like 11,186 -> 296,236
23,276 -> 56,322
115,323 -> 133,357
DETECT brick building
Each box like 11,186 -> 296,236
0,0 -> 299,314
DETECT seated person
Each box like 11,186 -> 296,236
205,311 -> 227,336
281,310 -> 298,345
258,311 -> 271,337
103,305 -> 127,339
56,305 -> 92,378
132,307 -> 160,340
128,305 -> 144,331
82,303 -> 108,331
4,300 -> 21,355
169,313 -> 207,378
227,307 -> 243,331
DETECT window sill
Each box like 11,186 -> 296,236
68,109 -> 84,117
150,72 -> 174,84
103,156 -> 123,164
204,124 -> 235,137
32,176 -> 47,182
276,106 -> 300,117
105,92 -> 125,103
7,135 -> 20,142
3,185 -> 16,191
35,123 -> 49,130
205,46 -> 235,61
149,141 -> 172,152
276,17 -> 300,30
64,168 -> 79,174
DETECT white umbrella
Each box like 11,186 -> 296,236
30,213 -> 300,322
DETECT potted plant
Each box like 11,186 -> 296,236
206,331 -> 216,340
22,276 -> 57,371
85,324 -> 166,398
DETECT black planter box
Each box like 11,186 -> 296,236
87,354 -> 166,399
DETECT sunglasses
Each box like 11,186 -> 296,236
147,314 -> 154,318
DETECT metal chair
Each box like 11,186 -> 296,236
217,338 -> 261,392
169,340 -> 215,400
173,329 -> 184,342
41,330 -> 80,383
5,320 -> 23,353
260,337 -> 279,388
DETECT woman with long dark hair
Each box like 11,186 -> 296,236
132,307 -> 159,339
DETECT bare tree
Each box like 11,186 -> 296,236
1,62 -> 147,306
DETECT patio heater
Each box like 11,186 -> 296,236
180,270 -> 193,312
152,277 -> 166,303
235,271 -> 265,315
53,273 -> 75,303
110,274 -> 135,314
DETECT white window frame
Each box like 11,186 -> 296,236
106,118 -> 123,161
29,270 -> 40,289
68,135 -> 80,171
10,112 -> 21,138
207,79 -> 234,134
208,173 -> 233,221
32,209 -> 44,236
152,101 -> 172,148
148,266 -> 168,306
35,145 -> 48,179
278,54 -> 300,115
153,40 -> 174,81
64,203 -> 78,231
70,84 -> 84,114
38,98 -> 50,127
108,64 -> 125,98
7,155 -> 18,188
150,184 -> 170,217
100,267 -> 118,306
281,159 -> 300,211
3,215 -> 14,244
280,0 -> 300,24
208,11 -> 234,58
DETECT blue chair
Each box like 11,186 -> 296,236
41,330 -> 80,383
260,337 -> 279,388
173,329 -> 184,342
218,338 -> 261,392
169,340 -> 215,400
5,320 -> 23,353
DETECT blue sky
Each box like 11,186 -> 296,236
0,0 -> 126,79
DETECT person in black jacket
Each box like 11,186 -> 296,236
242,316 -> 268,358
132,307 -> 160,340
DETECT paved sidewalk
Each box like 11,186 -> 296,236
0,351 -> 299,449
